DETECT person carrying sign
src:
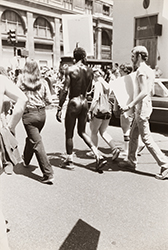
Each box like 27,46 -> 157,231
119,46 -> 168,180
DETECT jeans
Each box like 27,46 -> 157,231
128,111 -> 168,167
22,108 -> 53,177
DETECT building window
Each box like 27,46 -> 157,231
102,30 -> 111,60
1,10 -> 24,34
103,5 -> 110,16
102,30 -> 111,46
63,0 -> 73,10
85,0 -> 93,14
34,17 -> 52,38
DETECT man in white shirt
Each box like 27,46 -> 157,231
119,46 -> 168,180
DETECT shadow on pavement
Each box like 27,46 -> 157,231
59,219 -> 100,250
47,152 -> 67,168
74,147 -> 117,158
13,163 -> 42,182
48,150 -> 165,179
102,156 -> 156,178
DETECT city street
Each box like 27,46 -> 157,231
1,107 -> 168,250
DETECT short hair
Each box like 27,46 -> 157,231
73,47 -> 86,62
131,46 -> 148,61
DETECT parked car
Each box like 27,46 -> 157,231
150,78 -> 168,125
110,78 -> 168,126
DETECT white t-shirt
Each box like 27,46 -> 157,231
134,62 -> 155,113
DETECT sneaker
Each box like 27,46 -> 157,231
155,167 -> 168,180
118,160 -> 136,171
96,157 -> 107,171
21,156 -> 28,168
86,151 -> 95,158
111,148 -> 120,161
41,175 -> 54,184
3,162 -> 13,175
61,160 -> 75,170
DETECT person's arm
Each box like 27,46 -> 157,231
56,68 -> 70,122
43,80 -> 52,105
3,76 -> 27,133
89,81 -> 100,113
99,77 -> 109,93
121,74 -> 148,112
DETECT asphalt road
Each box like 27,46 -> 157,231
1,108 -> 168,250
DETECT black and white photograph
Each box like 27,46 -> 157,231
0,0 -> 168,249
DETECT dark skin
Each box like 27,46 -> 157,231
56,60 -> 96,155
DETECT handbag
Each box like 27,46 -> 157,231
0,127 -> 21,166
92,91 -> 112,119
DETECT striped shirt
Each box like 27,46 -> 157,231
18,76 -> 52,109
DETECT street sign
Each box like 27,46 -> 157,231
17,48 -> 29,58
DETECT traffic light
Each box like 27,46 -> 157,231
17,48 -> 29,58
7,29 -> 17,44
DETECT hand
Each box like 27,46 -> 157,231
56,109 -> 62,122
87,111 -> 92,122
120,105 -> 130,114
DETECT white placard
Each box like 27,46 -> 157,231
110,72 -> 136,116
62,15 -> 94,57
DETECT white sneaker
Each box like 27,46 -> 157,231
86,151 -> 95,158
61,160 -> 75,170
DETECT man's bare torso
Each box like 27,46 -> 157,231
68,63 -> 93,99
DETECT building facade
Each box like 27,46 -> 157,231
0,0 -> 113,70
113,0 -> 168,78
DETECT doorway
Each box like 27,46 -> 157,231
136,38 -> 157,69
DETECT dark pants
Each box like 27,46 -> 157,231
22,108 -> 53,177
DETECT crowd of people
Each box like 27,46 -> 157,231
0,46 -> 167,178
1,45 -> 168,248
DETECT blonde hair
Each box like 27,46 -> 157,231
23,59 -> 40,83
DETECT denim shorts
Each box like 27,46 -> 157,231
94,112 -> 111,120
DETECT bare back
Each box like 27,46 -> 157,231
68,63 -> 93,99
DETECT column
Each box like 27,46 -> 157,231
53,18 -> 61,70
26,12 -> 34,59
97,27 -> 102,60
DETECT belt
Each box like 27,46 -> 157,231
24,106 -> 45,113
